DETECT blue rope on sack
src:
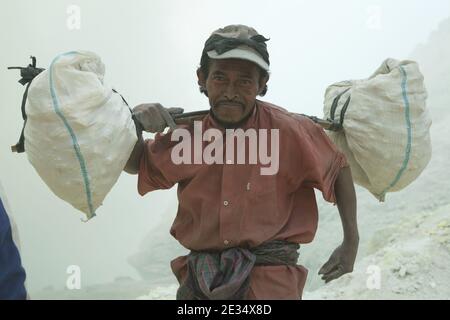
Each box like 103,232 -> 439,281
49,51 -> 96,220
380,65 -> 412,200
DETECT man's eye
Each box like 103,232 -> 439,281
240,79 -> 252,85
213,75 -> 225,81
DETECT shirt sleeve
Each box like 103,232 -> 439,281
137,133 -> 179,196
294,116 -> 349,204
0,197 -> 27,300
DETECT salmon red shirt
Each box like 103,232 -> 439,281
138,100 -> 348,299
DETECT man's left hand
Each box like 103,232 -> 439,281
318,240 -> 358,283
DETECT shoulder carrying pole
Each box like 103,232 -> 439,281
172,110 -> 344,131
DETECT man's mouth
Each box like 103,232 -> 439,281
216,102 -> 244,109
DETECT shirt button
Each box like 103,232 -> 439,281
224,240 -> 230,245
223,200 -> 229,206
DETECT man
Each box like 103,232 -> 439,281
125,25 -> 358,299
0,181 -> 27,300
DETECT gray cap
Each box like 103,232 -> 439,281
203,24 -> 270,71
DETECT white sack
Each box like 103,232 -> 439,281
323,58 -> 432,201
24,51 -> 137,219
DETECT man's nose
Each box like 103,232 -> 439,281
224,83 -> 238,100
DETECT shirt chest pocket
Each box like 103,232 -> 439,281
246,166 -> 277,197
245,165 -> 278,200
241,165 -> 279,227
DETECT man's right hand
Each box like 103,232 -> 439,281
132,103 -> 184,133
124,103 -> 184,174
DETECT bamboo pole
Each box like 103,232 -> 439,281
172,110 -> 343,131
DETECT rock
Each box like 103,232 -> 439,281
399,266 -> 407,277
392,287 -> 403,294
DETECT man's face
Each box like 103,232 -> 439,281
198,59 -> 267,126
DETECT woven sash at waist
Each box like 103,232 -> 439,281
176,240 -> 300,300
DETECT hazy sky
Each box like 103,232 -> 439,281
0,0 -> 449,293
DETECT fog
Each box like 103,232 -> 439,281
0,0 -> 449,295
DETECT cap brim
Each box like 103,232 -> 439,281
207,46 -> 269,71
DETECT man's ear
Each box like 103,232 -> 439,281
258,73 -> 269,95
197,68 -> 206,88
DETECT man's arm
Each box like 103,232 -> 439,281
319,166 -> 359,283
123,104 -> 184,175
335,166 -> 359,244
123,132 -> 144,175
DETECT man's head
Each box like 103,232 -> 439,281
197,25 -> 270,127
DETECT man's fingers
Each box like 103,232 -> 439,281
318,259 -> 336,275
321,267 -> 344,283
132,104 -> 183,132
156,105 -> 177,130
167,107 -> 184,114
